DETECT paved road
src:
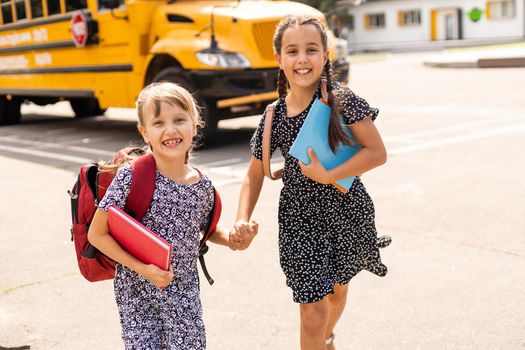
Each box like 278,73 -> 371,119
1,52 -> 524,349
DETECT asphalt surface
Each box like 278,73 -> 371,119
1,46 -> 524,349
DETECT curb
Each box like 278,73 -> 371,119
424,56 -> 525,68
423,61 -> 477,68
478,57 -> 525,68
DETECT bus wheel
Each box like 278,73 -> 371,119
0,96 -> 22,126
152,67 -> 218,140
70,98 -> 106,118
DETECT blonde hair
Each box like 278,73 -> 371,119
97,146 -> 147,175
136,82 -> 204,163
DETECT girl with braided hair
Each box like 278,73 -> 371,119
232,15 -> 390,350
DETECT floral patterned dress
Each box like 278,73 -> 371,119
98,165 -> 214,349
251,83 -> 390,303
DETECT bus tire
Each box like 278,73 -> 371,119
0,97 -> 22,126
70,98 -> 106,118
152,67 -> 218,140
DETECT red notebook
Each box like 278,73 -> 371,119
107,206 -> 173,271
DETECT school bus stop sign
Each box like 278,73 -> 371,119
71,11 -> 88,48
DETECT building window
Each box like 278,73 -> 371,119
398,9 -> 421,26
487,0 -> 516,19
365,13 -> 385,29
347,14 -> 354,31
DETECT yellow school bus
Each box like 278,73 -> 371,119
0,0 -> 349,134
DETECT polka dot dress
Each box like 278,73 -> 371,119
251,83 -> 390,304
98,165 -> 214,349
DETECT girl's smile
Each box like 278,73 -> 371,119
161,137 -> 183,147
294,68 -> 312,75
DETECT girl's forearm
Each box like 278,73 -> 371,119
327,146 -> 386,183
207,224 -> 230,247
327,117 -> 387,183
236,158 -> 264,222
90,233 -> 146,274
236,177 -> 263,221
88,210 -> 146,275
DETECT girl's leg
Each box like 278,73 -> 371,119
299,298 -> 329,350
324,283 -> 349,350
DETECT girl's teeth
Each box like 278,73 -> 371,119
296,69 -> 311,74
163,139 -> 181,145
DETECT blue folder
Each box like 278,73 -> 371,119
289,99 -> 361,192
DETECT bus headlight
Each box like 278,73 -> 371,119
196,51 -> 250,68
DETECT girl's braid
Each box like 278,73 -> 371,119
325,59 -> 352,151
277,68 -> 289,98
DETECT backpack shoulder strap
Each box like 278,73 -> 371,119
200,186 -> 222,248
198,186 -> 222,285
320,78 -> 329,102
262,101 -> 283,180
125,153 -> 156,222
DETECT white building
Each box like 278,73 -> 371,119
341,0 -> 525,51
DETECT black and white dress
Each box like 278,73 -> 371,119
98,165 -> 214,349
251,83 -> 390,304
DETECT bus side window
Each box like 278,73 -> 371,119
14,0 -> 26,20
98,0 -> 123,11
1,0 -> 14,24
66,0 -> 86,12
46,0 -> 60,15
30,0 -> 43,18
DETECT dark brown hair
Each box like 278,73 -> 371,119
273,15 -> 352,151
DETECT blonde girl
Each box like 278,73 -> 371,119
88,82 -> 253,349
233,16 -> 390,350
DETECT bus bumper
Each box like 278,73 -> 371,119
188,62 -> 349,118
189,68 -> 276,96
188,68 -> 278,118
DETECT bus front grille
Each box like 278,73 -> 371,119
252,21 -> 279,61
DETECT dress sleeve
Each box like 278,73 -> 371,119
250,104 -> 280,160
337,87 -> 379,125
97,165 -> 133,212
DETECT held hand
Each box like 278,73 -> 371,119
230,220 -> 259,250
141,264 -> 175,289
229,229 -> 244,250
243,220 -> 258,248
299,148 -> 331,184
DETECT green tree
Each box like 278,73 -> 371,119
296,0 -> 338,13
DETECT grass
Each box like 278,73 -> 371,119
348,52 -> 390,63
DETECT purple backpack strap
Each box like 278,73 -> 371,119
125,154 -> 156,222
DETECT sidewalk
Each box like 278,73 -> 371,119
423,42 -> 525,68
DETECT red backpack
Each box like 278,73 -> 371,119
68,148 -> 221,284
